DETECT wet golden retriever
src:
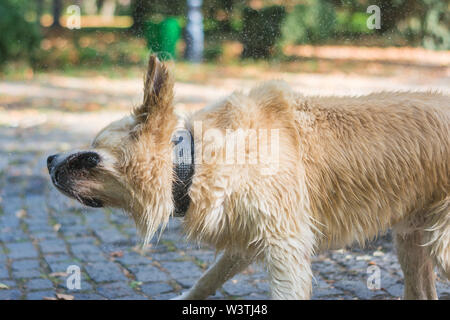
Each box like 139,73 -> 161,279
48,56 -> 449,299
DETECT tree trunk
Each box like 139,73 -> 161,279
36,0 -> 44,26
51,0 -> 62,29
131,0 -> 147,36
100,0 -> 116,21
184,0 -> 204,62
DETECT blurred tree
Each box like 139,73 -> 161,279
131,0 -> 186,36
241,5 -> 286,59
281,0 -> 336,45
51,0 -> 62,29
100,0 -> 117,20
185,0 -> 204,62
0,0 -> 41,67
131,0 -> 149,35
83,0 -> 99,15
421,0 -> 449,50
36,0 -> 43,23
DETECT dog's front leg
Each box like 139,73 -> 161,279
172,251 -> 253,300
264,236 -> 314,300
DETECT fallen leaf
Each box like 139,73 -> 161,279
49,272 -> 68,277
0,283 -> 9,290
110,251 -> 123,258
15,209 -> 27,218
129,281 -> 142,289
123,268 -> 133,278
373,250 -> 384,257
56,293 -> 75,300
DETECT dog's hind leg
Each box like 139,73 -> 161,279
172,251 -> 253,300
422,197 -> 450,281
394,229 -> 438,300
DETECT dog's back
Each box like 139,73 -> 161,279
295,91 -> 449,249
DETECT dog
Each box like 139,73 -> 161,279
47,55 -> 449,300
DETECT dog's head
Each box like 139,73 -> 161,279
47,56 -> 177,242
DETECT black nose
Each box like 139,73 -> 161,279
47,154 -> 58,171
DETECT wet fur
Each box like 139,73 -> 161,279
51,56 -> 449,299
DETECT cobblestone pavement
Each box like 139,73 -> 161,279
0,70 -> 449,300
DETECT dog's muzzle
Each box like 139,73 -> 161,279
47,152 -> 103,208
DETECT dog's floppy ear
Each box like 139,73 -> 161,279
133,55 -> 174,127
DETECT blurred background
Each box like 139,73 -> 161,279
1,0 -> 449,74
0,0 -> 449,300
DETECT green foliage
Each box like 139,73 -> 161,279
204,43 -> 223,61
241,5 -> 286,59
33,30 -> 149,70
281,0 -> 336,45
0,0 -> 41,67
336,11 -> 374,34
421,0 -> 449,50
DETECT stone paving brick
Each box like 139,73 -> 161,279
222,279 -> 257,297
72,293 -> 106,300
39,239 -> 67,254
0,289 -> 22,300
66,237 -> 98,246
0,228 -> 28,243
113,252 -> 152,266
150,251 -> 185,262
60,280 -> 94,292
71,243 -> 107,262
24,176 -> 47,195
113,294 -> 148,300
385,283 -> 403,298
95,228 -> 129,244
12,269 -> 42,279
58,225 -> 91,237
12,259 -> 40,271
153,293 -> 178,300
26,290 -> 55,300
0,265 -> 9,279
176,277 -> 197,289
97,282 -> 137,299
130,265 -> 169,283
25,278 -> 54,291
29,231 -> 60,241
85,261 -> 127,283
334,279 -> 381,299
161,261 -> 202,280
0,279 -> 17,288
44,253 -> 72,264
140,282 -> 173,296
47,261 -> 74,273
6,242 -> 38,260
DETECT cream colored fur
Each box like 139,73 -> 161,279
53,56 -> 449,300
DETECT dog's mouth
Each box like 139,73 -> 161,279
49,163 -> 103,208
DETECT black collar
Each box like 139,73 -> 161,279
172,129 -> 195,217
